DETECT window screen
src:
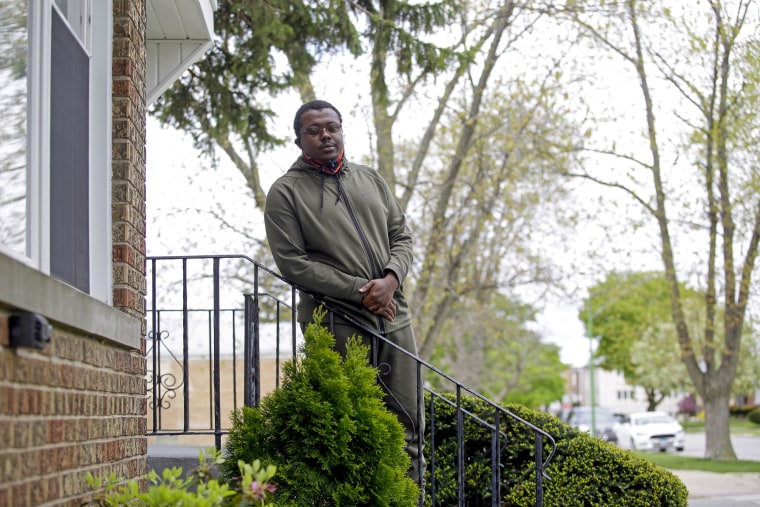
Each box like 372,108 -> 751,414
50,6 -> 89,292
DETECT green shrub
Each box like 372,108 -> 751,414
748,407 -> 760,425
424,393 -> 688,507
729,405 -> 756,418
222,308 -> 419,506
83,448 -> 277,506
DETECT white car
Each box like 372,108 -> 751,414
616,411 -> 685,452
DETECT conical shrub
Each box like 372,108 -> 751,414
222,307 -> 419,506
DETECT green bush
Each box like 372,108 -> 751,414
84,448 -> 277,506
222,308 -> 419,506
424,393 -> 688,507
729,405 -> 756,418
748,407 -> 760,425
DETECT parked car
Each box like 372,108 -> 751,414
566,406 -> 619,444
616,411 -> 685,452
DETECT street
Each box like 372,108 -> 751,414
669,432 -> 760,507
689,494 -> 760,507
680,432 -> 760,461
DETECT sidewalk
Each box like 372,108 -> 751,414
670,470 -> 760,498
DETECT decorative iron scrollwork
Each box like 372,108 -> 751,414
146,329 -> 184,411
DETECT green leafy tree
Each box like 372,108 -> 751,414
151,0 -> 363,209
585,271 -> 760,411
733,321 -> 760,399
565,0 -> 760,459
404,4 -> 583,360
433,294 -> 566,409
352,0 -> 459,189
222,308 -> 419,506
150,0 -> 457,210
151,1 -> 583,369
584,273 -> 671,377
628,315 -> 692,410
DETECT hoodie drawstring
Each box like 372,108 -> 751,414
302,150 -> 345,212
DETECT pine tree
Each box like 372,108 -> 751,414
222,307 -> 419,506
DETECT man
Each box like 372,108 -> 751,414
264,100 -> 425,486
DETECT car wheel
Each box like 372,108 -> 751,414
630,438 -> 636,450
676,447 -> 684,452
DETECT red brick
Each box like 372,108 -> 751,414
11,482 -> 29,506
49,419 -> 65,443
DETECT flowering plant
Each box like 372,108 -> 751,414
83,448 -> 277,506
231,458 -> 278,506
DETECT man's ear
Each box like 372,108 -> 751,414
294,137 -> 302,149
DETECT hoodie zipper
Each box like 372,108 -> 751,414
332,173 -> 386,333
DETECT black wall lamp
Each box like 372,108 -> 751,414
9,313 -> 52,349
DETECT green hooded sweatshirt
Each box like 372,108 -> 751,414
264,155 -> 413,333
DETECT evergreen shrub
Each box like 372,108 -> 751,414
425,393 -> 688,507
729,405 -> 756,418
222,308 -> 419,506
748,407 -> 760,425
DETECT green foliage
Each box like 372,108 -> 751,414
356,0 -> 459,79
222,307 -> 419,506
729,405 -> 757,418
425,393 -> 688,507
431,294 -> 566,409
734,323 -> 760,398
84,448 -> 277,506
748,408 -> 760,426
151,0 -> 362,159
584,270 -> 760,404
582,271 -> 698,402
583,271 -> 676,376
151,0 -> 458,160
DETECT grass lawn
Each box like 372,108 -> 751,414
634,451 -> 760,473
682,419 -> 760,436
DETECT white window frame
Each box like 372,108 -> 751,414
20,0 -> 112,303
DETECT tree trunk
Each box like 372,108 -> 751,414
412,7 -> 512,348
702,384 -> 736,460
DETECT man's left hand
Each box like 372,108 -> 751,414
359,273 -> 399,321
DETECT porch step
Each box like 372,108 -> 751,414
147,444 -> 212,479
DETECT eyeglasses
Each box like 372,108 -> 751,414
300,124 -> 342,137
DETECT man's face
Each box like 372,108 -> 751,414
295,108 -> 343,161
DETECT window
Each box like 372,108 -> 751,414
0,0 -> 111,302
617,389 -> 636,400
50,2 -> 91,291
52,0 -> 90,47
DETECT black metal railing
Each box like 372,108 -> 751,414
146,254 -> 556,506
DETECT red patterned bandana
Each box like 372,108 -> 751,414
303,149 -> 344,175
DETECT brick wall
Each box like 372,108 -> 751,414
0,319 -> 146,506
112,0 -> 148,337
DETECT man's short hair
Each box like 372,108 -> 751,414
293,100 -> 343,138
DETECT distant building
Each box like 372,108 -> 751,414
563,366 -> 682,417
